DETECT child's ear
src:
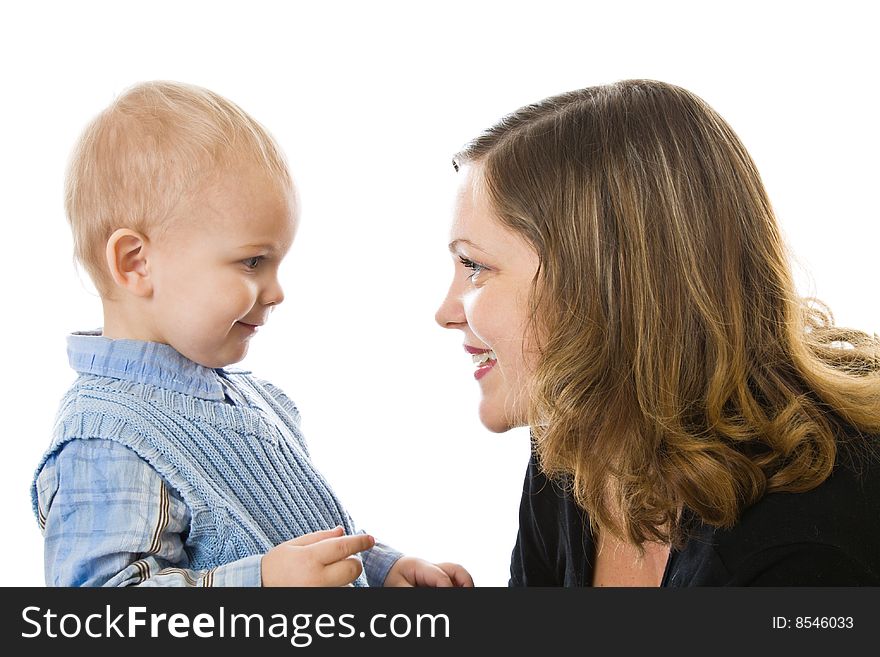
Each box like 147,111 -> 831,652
105,228 -> 153,297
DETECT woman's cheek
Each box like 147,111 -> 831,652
462,290 -> 495,345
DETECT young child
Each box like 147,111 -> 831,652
32,81 -> 473,588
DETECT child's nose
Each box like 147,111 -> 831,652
261,277 -> 285,307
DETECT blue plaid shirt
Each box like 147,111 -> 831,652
33,332 -> 402,587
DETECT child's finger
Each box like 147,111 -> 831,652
322,556 -> 365,586
315,533 -> 376,565
422,566 -> 454,588
285,526 -> 345,547
438,562 -> 475,587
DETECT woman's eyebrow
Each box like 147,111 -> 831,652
448,238 -> 487,254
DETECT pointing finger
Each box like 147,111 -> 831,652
285,526 -> 345,547
316,533 -> 376,565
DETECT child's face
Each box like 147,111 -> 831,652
144,166 -> 297,368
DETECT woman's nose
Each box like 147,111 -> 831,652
435,284 -> 466,329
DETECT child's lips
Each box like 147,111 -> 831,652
237,321 -> 263,333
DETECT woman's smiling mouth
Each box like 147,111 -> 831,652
465,345 -> 497,379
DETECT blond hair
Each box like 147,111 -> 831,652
454,80 -> 880,548
65,80 -> 291,294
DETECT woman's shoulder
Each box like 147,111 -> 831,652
673,431 -> 880,585
742,431 -> 880,530
511,448 -> 595,586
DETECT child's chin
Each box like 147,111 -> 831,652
190,347 -> 247,369
218,351 -> 248,368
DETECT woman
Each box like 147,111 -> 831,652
435,80 -> 880,586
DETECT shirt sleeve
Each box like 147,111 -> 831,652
35,439 -> 262,587
361,540 -> 404,586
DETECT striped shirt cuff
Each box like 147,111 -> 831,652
210,554 -> 263,587
363,542 -> 404,587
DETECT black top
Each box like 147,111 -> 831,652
510,435 -> 880,586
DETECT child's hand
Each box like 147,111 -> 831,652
383,556 -> 475,587
261,526 -> 375,586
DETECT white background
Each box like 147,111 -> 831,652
1,0 -> 877,587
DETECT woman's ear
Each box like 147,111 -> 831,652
105,228 -> 153,297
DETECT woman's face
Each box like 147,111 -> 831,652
435,165 -> 541,432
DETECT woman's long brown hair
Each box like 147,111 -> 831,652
454,80 -> 880,548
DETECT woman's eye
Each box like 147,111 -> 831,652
458,255 -> 486,281
243,256 -> 262,270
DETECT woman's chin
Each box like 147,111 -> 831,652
478,404 -> 518,434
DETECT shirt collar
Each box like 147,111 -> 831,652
67,330 -> 228,401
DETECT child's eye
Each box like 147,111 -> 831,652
243,256 -> 263,270
458,255 -> 486,281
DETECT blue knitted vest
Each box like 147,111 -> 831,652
33,370 -> 368,586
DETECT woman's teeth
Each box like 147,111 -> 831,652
472,350 -> 497,365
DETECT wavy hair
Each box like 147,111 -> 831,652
454,80 -> 880,547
